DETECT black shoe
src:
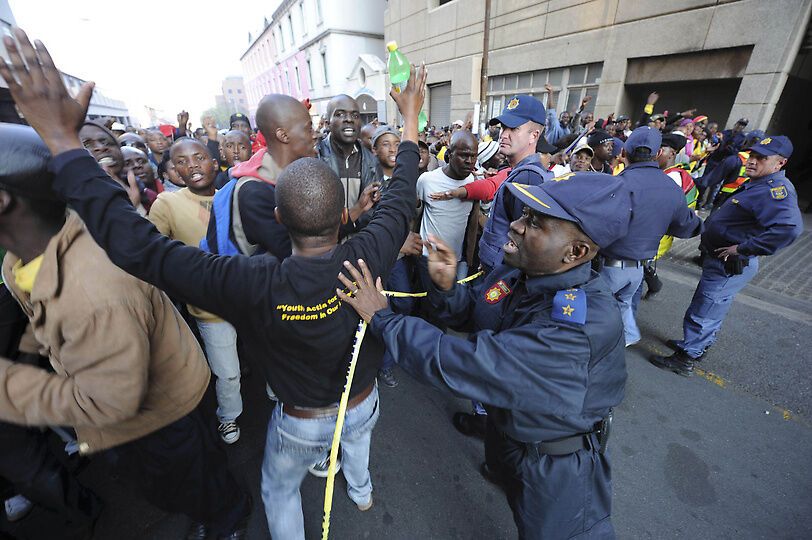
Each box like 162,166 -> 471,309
452,412 -> 487,439
644,274 -> 662,298
185,522 -> 208,540
649,351 -> 697,377
378,368 -> 398,388
665,340 -> 707,359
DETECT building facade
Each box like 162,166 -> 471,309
240,0 -> 387,123
216,76 -> 248,115
384,0 -> 812,146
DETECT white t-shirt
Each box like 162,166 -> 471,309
416,167 -> 474,259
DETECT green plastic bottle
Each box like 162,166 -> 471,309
418,110 -> 428,132
387,41 -> 410,94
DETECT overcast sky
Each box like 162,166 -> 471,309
9,0 -> 281,126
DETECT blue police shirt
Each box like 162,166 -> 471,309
478,153 -> 553,269
369,262 -> 627,443
601,161 -> 702,260
701,170 -> 803,257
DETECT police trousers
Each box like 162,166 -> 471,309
485,422 -> 615,540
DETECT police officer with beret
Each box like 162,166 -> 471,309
338,172 -> 632,539
600,126 -> 703,347
652,135 -> 803,376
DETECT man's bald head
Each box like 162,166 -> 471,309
255,94 -> 317,164
256,94 -> 311,142
326,94 -> 358,119
275,158 -> 344,238
448,130 -> 477,152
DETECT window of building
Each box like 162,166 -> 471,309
321,51 -> 329,85
315,0 -> 323,24
486,62 -> 601,120
285,69 -> 292,94
299,2 -> 307,35
306,59 -> 314,89
228,89 -> 233,94
294,66 -> 302,93
237,88 -> 242,94
287,14 -> 294,47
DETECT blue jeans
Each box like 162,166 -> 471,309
195,319 -> 242,423
600,266 -> 644,346
261,386 -> 380,540
676,256 -> 758,358
382,258 -> 415,371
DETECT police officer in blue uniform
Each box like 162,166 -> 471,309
338,172 -> 633,539
479,94 -> 553,276
652,135 -> 803,376
599,126 -> 703,346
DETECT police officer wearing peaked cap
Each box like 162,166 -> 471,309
338,172 -> 633,539
652,135 -> 803,376
599,126 -> 702,347
479,94 -> 553,276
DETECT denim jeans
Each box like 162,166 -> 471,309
261,386 -> 380,540
195,319 -> 242,423
677,256 -> 758,358
600,266 -> 644,346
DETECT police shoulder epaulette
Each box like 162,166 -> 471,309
551,288 -> 587,325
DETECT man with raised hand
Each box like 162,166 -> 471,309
0,27 -> 427,539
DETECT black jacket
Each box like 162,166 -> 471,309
317,135 -> 380,237
50,143 -> 420,407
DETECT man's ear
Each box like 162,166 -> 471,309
565,240 -> 593,264
275,127 -> 288,144
341,207 -> 349,225
0,191 -> 11,215
655,147 -> 665,160
274,207 -> 284,225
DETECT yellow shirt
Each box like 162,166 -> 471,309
148,188 -> 220,321
437,146 -> 447,162
12,255 -> 44,293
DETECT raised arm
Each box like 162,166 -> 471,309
0,28 -> 265,323
347,64 -> 428,277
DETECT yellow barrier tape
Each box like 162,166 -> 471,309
321,319 -> 368,540
320,270 -> 484,537
381,271 -> 484,298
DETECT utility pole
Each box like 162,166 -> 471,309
479,0 -> 492,131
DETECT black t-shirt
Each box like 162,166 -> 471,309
52,142 -> 420,407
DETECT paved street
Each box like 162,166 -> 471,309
5,229 -> 812,539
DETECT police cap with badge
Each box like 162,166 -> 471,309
506,173 -> 632,325
747,135 -> 793,159
748,135 -> 794,201
489,95 -> 547,128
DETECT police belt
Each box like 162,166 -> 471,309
283,383 -> 374,419
502,430 -> 599,456
602,257 -> 652,269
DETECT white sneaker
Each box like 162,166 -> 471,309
5,494 -> 33,522
218,421 -> 241,444
309,456 -> 340,478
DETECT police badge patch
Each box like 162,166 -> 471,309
506,98 -> 520,110
484,280 -> 512,304
770,186 -> 787,200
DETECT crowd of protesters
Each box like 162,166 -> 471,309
0,26 -> 804,540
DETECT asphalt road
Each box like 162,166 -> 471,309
6,260 -> 812,539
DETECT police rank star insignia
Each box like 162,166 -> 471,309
551,288 -> 586,325
506,98 -> 520,110
484,280 -> 512,304
770,186 -> 788,200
